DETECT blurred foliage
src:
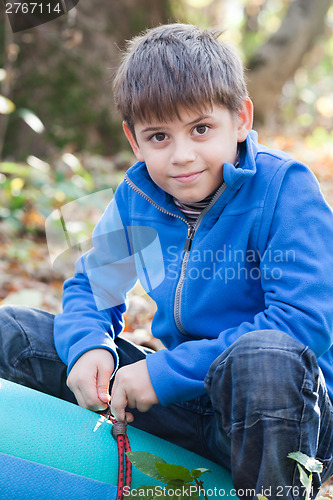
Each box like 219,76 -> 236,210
0,0 -> 174,160
0,148 -> 134,238
0,0 -> 332,240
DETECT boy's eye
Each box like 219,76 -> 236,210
193,125 -> 209,135
152,133 -> 166,142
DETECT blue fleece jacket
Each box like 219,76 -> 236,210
54,131 -> 333,406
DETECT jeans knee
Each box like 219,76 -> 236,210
0,304 -> 18,318
0,304 -> 22,334
0,305 -> 55,355
207,330 -> 312,386
229,330 -> 319,390
205,330 -> 319,426
0,304 -> 34,325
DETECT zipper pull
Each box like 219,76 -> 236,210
184,226 -> 195,251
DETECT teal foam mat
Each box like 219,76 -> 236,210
0,378 -> 237,498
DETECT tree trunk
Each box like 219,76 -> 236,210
247,0 -> 332,124
1,0 -> 174,159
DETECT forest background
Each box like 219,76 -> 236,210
0,0 -> 333,346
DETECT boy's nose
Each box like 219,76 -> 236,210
170,141 -> 196,165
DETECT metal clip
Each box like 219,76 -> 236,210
104,402 -> 113,421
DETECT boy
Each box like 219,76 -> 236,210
1,23 -> 333,499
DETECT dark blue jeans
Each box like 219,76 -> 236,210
1,304 -> 333,499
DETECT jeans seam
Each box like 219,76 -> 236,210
229,413 -> 304,437
292,365 -> 316,495
10,306 -> 34,355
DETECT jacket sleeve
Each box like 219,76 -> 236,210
53,184 -> 138,374
146,162 -> 333,406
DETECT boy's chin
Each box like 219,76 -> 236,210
177,196 -> 206,204
178,190 -> 216,204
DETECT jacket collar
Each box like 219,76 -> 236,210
222,130 -> 258,190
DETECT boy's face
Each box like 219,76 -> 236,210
123,100 -> 253,204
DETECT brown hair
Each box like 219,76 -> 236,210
113,23 -> 248,135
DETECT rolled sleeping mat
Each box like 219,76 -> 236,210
0,378 -> 237,499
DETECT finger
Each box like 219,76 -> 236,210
96,366 -> 112,406
111,385 -> 128,422
83,392 -> 108,411
136,401 -> 153,413
126,394 -> 137,409
73,380 -> 107,411
67,376 -> 98,410
125,411 -> 135,423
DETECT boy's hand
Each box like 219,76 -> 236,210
67,349 -> 114,411
110,359 -> 159,423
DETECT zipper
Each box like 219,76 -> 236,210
184,226 -> 195,251
124,174 -> 189,226
173,182 -> 227,335
124,173 -> 227,336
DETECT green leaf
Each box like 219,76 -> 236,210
257,496 -> 269,500
126,451 -> 167,482
191,468 -> 211,479
288,452 -> 323,473
167,484 -> 199,500
0,162 -> 32,176
125,484 -> 162,500
181,484 -> 199,499
297,463 -> 311,490
166,479 -> 186,489
155,462 -> 193,483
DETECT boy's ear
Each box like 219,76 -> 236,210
236,98 -> 253,143
123,121 -> 145,162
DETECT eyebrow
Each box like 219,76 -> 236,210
188,114 -> 211,125
139,114 -> 212,134
140,125 -> 165,134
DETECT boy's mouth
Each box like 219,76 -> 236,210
172,171 -> 203,183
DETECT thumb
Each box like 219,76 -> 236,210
96,363 -> 113,405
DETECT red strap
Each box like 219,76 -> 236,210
124,433 -> 132,490
109,416 -> 132,499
